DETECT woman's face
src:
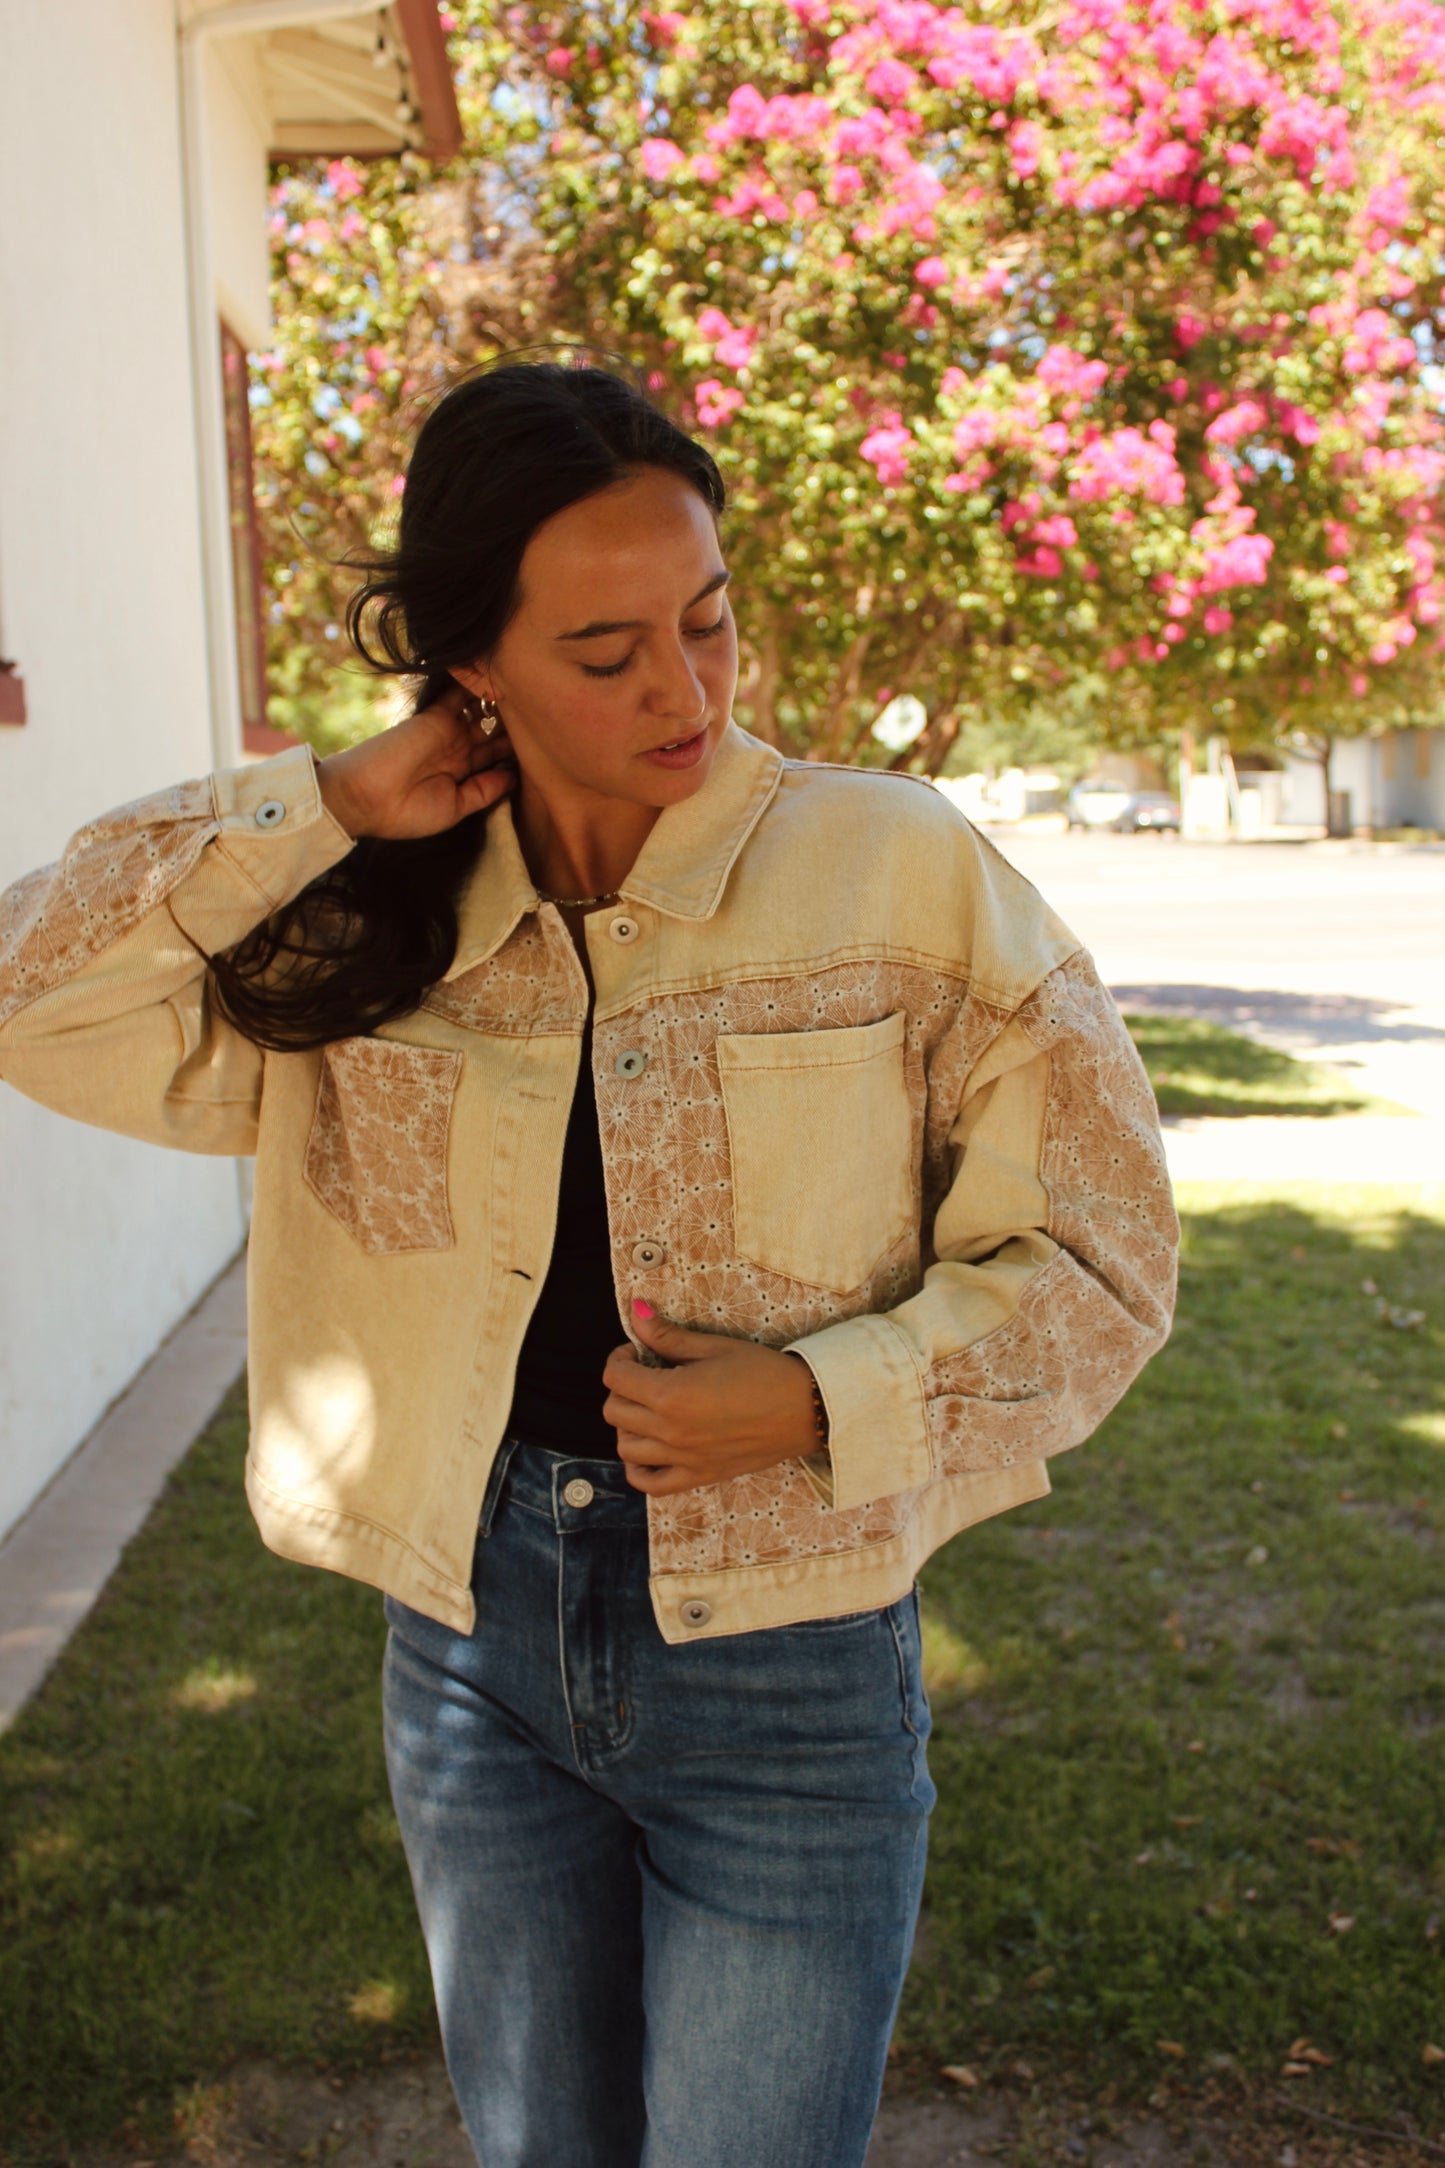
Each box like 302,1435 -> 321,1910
460,466 -> 739,812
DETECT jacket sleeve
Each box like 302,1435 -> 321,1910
787,949 -> 1179,1512
0,745 -> 354,1154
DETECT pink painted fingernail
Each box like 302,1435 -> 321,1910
632,1299 -> 654,1319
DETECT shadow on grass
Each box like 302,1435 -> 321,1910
0,1188 -> 1440,2154
1122,1012 -> 1404,1118
904,1186 -> 1444,2131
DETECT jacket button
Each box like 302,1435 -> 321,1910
563,1478 -> 595,1509
630,1240 -> 665,1270
254,799 -> 286,828
609,914 -> 640,944
615,1048 -> 649,1079
679,1599 -> 711,1628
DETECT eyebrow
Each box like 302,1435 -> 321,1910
554,569 -> 731,641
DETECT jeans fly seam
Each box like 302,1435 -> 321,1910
554,1501 -> 592,1780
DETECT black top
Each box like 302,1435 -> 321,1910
505,1017 -> 624,1455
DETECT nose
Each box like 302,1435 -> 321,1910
652,632 -> 709,723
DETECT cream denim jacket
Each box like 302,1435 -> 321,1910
0,724 -> 1178,1643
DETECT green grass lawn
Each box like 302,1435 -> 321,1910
1,1184 -> 1442,2157
1122,1012 -> 1404,1118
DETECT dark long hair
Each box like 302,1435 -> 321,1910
210,356 -> 726,1052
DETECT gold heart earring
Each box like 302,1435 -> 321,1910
461,694 -> 502,737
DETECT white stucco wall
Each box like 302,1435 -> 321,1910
0,0 -> 250,1541
1306,732 -> 1445,832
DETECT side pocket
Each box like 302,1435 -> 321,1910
304,1036 -> 463,1255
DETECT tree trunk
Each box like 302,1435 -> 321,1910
737,611 -> 782,745
889,704 -> 961,776
816,626 -> 873,761
1299,731 -> 1347,834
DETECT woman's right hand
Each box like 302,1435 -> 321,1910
316,688 -> 516,840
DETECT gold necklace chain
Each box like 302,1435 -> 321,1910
535,887 -> 620,910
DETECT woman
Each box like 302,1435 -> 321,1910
0,357 -> 1178,2168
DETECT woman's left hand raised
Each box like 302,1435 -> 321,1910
601,1303 -> 823,1495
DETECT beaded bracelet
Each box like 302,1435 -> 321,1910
786,1353 -> 830,1445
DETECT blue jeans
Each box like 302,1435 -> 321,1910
382,1437 -> 935,2168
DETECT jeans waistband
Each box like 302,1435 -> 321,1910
480,1433 -> 648,1537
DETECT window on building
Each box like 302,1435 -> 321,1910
0,583 -> 24,724
220,322 -> 296,755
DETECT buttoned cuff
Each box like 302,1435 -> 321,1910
784,1310 -> 934,1512
170,746 -> 355,956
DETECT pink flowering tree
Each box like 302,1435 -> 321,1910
258,1 -> 1445,778
252,151 -> 550,734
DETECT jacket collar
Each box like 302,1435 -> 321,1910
443,722 -> 784,981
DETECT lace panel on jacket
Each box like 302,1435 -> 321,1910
304,1036 -> 464,1255
927,950 -> 1179,1478
0,780 -> 216,1030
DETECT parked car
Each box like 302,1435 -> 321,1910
1065,783 -> 1182,834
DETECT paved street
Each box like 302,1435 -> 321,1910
983,827 -> 1445,1179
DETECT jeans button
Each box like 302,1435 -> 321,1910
630,1240 -> 665,1270
615,1048 -> 649,1079
563,1478 -> 594,1509
609,914 -> 640,945
254,798 -> 286,828
679,1598 -> 711,1628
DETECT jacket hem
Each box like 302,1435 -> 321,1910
245,1460 -> 477,1632
646,1458 -> 1051,1643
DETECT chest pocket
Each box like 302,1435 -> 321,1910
304,1036 -> 463,1256
717,1011 -> 914,1294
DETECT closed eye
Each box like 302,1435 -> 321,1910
582,617 -> 729,680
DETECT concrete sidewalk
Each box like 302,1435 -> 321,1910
1164,1110 -> 1445,1187
0,1253 -> 247,1733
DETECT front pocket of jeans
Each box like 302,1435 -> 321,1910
304,1036 -> 463,1255
774,1606 -> 881,1633
717,1010 -> 914,1292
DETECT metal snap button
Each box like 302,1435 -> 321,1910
615,1048 -> 649,1079
630,1240 -> 665,1270
608,914 -> 640,944
254,799 -> 286,828
563,1477 -> 595,1509
679,1599 -> 711,1628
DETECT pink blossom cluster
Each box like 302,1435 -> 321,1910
326,160 -> 364,203
704,86 -> 834,147
1342,308 -> 1417,375
859,411 -> 914,487
712,171 -> 793,224
696,307 -> 757,369
1203,399 -> 1269,446
1012,509 -> 1080,578
1068,425 -> 1186,507
694,378 -> 744,428
641,138 -> 686,182
1035,344 -> 1110,410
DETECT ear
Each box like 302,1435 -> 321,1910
451,662 -> 496,704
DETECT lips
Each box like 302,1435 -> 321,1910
640,725 -> 711,771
